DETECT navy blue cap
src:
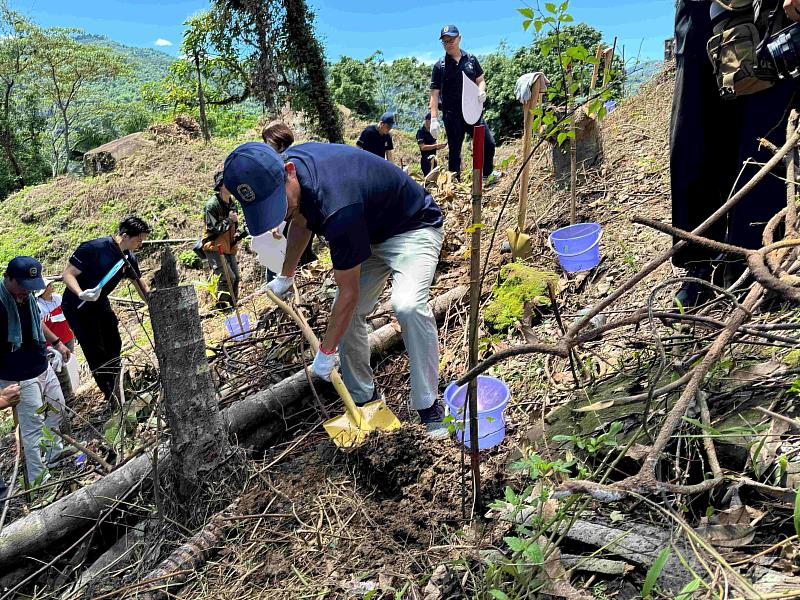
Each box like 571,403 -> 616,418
223,142 -> 287,236
6,256 -> 45,291
424,112 -> 432,121
439,24 -> 459,38
380,111 -> 396,128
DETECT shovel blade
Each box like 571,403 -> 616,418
323,399 -> 402,448
506,227 -> 532,260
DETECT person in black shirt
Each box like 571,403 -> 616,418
669,0 -> 798,306
61,216 -> 151,403
356,111 -> 395,162
416,112 -> 446,175
429,25 -> 500,183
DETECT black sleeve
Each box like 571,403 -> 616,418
386,134 -> 394,152
430,60 -> 442,90
125,253 -> 142,278
323,204 -> 371,271
68,241 -> 95,272
416,128 -> 425,146
473,55 -> 484,78
356,128 -> 369,149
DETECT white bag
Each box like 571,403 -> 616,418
251,224 -> 287,274
66,354 -> 80,391
461,72 -> 483,126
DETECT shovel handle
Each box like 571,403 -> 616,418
263,289 -> 366,428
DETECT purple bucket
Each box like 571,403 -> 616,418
444,375 -> 510,450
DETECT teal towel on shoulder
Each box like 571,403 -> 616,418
0,282 -> 46,350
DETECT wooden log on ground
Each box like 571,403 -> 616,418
0,285 -> 467,569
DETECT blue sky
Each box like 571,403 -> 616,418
15,0 -> 674,62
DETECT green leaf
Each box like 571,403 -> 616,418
504,536 -> 527,553
534,20 -> 543,33
794,487 -> 800,538
642,546 -> 671,598
545,2 -> 557,13
489,591 -> 511,600
559,0 -> 570,11
524,541 -> 544,564
522,19 -> 532,31
557,132 -> 568,146
561,14 -> 574,22
675,578 -> 702,600
517,7 -> 534,18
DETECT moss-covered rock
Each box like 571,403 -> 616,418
484,263 -> 559,331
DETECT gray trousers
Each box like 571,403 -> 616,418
339,226 -> 444,409
205,251 -> 240,303
1,367 -> 65,483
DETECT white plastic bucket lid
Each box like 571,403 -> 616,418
462,72 -> 483,125
251,224 -> 287,273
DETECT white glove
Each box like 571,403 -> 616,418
264,275 -> 294,300
478,90 -> 487,104
47,347 -> 63,373
78,287 -> 102,302
430,117 -> 441,137
311,346 -> 338,381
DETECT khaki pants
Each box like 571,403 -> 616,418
338,226 -> 444,410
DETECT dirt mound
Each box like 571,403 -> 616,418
346,425 -> 447,496
148,113 -> 202,143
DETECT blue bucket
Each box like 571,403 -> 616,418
444,375 -> 510,450
548,222 -> 602,272
225,313 -> 252,341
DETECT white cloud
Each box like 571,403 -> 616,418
154,38 -> 173,47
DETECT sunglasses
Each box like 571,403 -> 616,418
441,36 -> 459,45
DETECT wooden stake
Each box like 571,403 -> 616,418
518,78 -> 542,233
468,125 -> 484,515
217,245 -> 245,335
589,44 -> 604,93
602,37 -> 617,89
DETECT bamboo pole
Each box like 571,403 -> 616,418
589,43 -> 604,93
517,78 -> 542,233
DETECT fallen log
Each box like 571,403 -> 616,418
0,285 -> 467,570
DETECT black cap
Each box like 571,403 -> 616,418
6,256 -> 45,291
439,25 -> 459,39
213,171 -> 224,191
380,111 -> 396,128
424,112 -> 432,121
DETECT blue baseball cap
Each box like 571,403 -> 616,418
380,111 -> 396,128
223,142 -> 287,236
6,256 -> 45,291
439,25 -> 459,38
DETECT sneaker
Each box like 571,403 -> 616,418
417,400 -> 449,439
355,387 -> 383,408
483,170 -> 503,187
674,265 -> 712,308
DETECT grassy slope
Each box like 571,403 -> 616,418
0,118 -> 424,273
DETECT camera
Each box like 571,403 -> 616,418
767,22 -> 800,79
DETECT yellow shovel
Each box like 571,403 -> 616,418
507,76 -> 543,260
264,289 -> 401,447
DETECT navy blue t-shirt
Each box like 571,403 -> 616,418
285,143 -> 443,270
430,51 -> 484,113
416,127 -> 437,160
62,236 -> 141,312
356,124 -> 393,159
0,296 -> 48,381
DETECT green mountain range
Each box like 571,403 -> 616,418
77,33 -> 176,103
